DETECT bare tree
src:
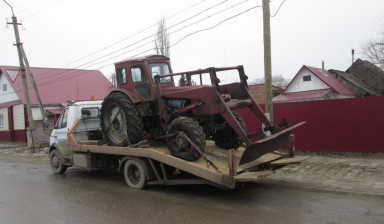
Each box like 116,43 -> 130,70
361,27 -> 384,69
109,72 -> 116,87
250,74 -> 290,88
272,74 -> 290,88
154,17 -> 170,57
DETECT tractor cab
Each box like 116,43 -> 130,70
114,55 -> 175,103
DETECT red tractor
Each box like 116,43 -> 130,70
101,55 -> 303,164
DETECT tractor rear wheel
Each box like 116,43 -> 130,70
101,92 -> 143,146
214,112 -> 246,149
166,117 -> 205,161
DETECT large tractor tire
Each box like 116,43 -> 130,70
101,92 -> 143,146
166,117 -> 206,161
214,112 -> 246,150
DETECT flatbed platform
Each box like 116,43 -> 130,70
71,138 -> 308,189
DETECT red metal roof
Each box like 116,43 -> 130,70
0,66 -> 114,105
0,100 -> 23,108
273,89 -> 333,102
304,66 -> 355,95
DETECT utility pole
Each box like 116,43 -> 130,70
4,0 -> 37,152
262,0 -> 273,123
20,47 -> 46,121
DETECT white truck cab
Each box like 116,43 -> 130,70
49,100 -> 103,173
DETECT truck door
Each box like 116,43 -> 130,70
53,108 -> 71,158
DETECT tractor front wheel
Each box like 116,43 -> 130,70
166,117 -> 205,161
214,112 -> 246,149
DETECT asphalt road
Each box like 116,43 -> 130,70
0,158 -> 383,224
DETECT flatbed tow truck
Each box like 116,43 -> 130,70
48,101 -> 307,190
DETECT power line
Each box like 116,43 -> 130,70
63,0 -> 213,67
29,0 -> 242,85
4,0 -> 256,91
64,0 -> 250,72
171,5 -> 260,47
16,0 -> 50,15
38,4 -> 261,87
20,0 -> 64,20
271,0 -> 287,17
22,0 -> 230,85
3,3 -> 261,93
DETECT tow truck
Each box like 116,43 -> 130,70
47,100 -> 306,190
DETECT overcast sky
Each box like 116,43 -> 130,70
1,0 -> 383,84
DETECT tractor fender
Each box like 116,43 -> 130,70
107,89 -> 139,103
106,89 -> 154,117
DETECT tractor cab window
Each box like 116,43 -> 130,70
148,63 -> 171,83
130,66 -> 147,82
116,68 -> 127,85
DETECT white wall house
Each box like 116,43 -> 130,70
285,69 -> 330,93
274,66 -> 356,102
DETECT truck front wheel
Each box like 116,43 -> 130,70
49,149 -> 67,174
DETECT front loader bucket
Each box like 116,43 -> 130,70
239,122 -> 306,166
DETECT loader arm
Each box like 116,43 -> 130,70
154,65 -> 305,165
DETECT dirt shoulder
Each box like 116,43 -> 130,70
264,152 -> 384,196
0,142 -> 49,164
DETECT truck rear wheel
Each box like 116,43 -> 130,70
49,149 -> 67,174
166,117 -> 205,161
123,159 -> 148,189
101,92 -> 143,146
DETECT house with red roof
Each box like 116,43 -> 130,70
273,65 -> 356,102
0,66 -> 114,142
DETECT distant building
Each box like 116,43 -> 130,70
346,59 -> 384,94
0,66 -> 113,142
329,69 -> 379,96
273,65 -> 355,102
249,84 -> 283,104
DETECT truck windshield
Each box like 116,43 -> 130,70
148,63 -> 171,83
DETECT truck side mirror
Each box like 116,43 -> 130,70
43,117 -> 49,130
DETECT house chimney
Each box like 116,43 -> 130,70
352,49 -> 355,64
322,60 -> 325,70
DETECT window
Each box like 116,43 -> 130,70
130,66 -> 147,82
55,109 -> 68,129
148,63 -> 171,83
116,68 -> 127,85
55,113 -> 63,129
81,107 -> 100,118
2,84 -> 6,92
61,109 -> 69,128
303,75 -> 311,82
0,114 -> 3,127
